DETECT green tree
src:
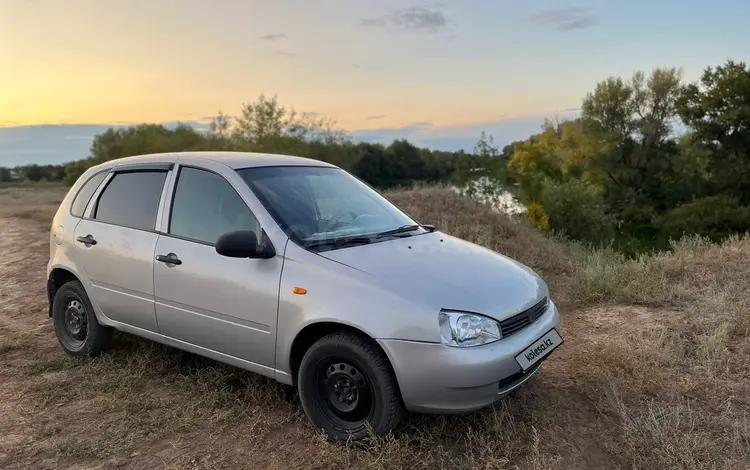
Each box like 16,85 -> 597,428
233,94 -> 287,146
677,60 -> 750,204
579,67 -> 683,210
386,139 -> 423,183
352,143 -> 391,186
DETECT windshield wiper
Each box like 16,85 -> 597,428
376,224 -> 421,238
305,236 -> 373,250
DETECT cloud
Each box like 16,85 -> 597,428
259,33 -> 286,41
271,49 -> 297,58
362,7 -> 448,33
531,8 -> 598,31
350,121 -> 434,144
365,115 -> 387,120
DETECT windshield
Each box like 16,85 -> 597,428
237,166 -> 424,248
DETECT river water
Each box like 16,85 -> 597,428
451,176 -> 526,218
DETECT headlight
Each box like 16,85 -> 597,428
439,311 -> 502,347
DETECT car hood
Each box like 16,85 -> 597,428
316,231 -> 548,321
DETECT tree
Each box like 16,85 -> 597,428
508,119 -> 567,201
234,94 -> 287,145
208,111 -> 232,138
353,143 -> 390,186
386,139 -> 423,182
677,60 -> 750,204
569,67 -> 684,216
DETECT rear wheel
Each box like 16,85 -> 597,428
298,331 -> 403,441
52,281 -> 112,358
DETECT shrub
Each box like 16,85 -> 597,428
526,201 -> 549,231
658,195 -> 750,240
537,178 -> 614,246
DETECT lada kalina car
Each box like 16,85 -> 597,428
47,151 -> 563,440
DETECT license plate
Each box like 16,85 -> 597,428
514,328 -> 563,371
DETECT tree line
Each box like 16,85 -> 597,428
62,94 -> 465,188
0,164 -> 66,183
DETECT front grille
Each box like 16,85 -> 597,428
499,296 -> 548,338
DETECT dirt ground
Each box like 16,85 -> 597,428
0,186 -> 747,470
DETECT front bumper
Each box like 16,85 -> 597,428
378,301 -> 561,414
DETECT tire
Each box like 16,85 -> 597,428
298,331 -> 403,441
52,280 -> 113,358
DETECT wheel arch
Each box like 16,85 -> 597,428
288,321 -> 396,387
47,267 -> 81,316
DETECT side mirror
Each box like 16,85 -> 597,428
215,230 -> 276,259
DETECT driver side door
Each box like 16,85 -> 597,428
153,164 -> 283,370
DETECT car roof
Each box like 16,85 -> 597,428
96,151 -> 336,170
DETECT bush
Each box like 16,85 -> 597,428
658,195 -> 750,240
526,201 -> 549,231
537,178 -> 614,246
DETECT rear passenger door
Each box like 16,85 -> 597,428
153,164 -> 283,370
73,165 -> 171,332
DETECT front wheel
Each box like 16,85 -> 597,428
298,331 -> 403,441
52,280 -> 112,358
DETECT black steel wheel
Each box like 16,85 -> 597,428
298,331 -> 403,441
52,280 -> 112,358
60,297 -> 87,350
317,359 -> 374,428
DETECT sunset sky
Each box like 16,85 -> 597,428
1,0 -> 748,165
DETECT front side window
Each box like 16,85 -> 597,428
237,166 -> 424,248
169,167 -> 260,245
70,170 -> 108,217
94,170 -> 167,230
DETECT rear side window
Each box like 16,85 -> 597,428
94,171 -> 167,231
169,167 -> 259,244
70,171 -> 108,217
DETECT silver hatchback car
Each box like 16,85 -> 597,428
47,151 -> 562,440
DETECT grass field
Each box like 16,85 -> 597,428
0,185 -> 748,469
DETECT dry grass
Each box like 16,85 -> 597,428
0,335 -> 33,354
0,185 -> 748,469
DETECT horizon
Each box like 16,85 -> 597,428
0,111 -> 579,167
1,0 -> 748,166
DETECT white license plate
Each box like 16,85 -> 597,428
514,328 -> 563,371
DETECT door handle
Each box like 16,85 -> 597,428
76,235 -> 97,246
155,253 -> 182,265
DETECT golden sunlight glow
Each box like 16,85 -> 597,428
0,0 -> 577,130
